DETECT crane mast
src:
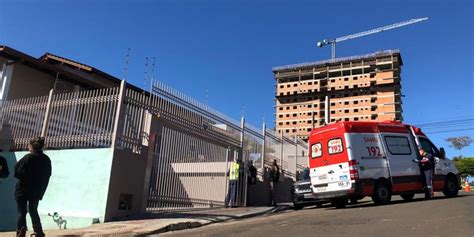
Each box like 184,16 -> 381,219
317,17 -> 428,59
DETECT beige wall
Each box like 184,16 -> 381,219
1,56 -> 83,100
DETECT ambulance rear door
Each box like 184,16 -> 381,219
310,136 -> 352,195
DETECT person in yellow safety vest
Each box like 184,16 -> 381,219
225,157 -> 240,208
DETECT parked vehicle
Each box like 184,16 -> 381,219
291,168 -> 328,210
308,121 -> 460,208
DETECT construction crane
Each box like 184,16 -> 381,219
317,17 -> 428,59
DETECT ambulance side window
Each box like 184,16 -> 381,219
384,136 -> 412,155
419,138 -> 440,158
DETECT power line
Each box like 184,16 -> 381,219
416,118 -> 474,127
421,122 -> 474,130
424,127 -> 474,135
410,116 -> 474,125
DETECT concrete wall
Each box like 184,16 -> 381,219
0,148 -> 114,231
104,148 -> 148,221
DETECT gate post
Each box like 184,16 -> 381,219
261,122 -> 266,171
240,116 -> 248,207
294,135 -> 298,181
112,80 -> 126,149
280,131 -> 284,175
40,89 -> 54,137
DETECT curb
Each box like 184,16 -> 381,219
136,205 -> 292,236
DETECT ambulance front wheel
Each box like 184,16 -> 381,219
443,175 -> 459,198
372,180 -> 392,205
330,197 -> 348,208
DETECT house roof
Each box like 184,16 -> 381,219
40,53 -> 94,72
0,45 -> 128,90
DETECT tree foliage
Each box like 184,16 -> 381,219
454,157 -> 474,177
446,136 -> 473,156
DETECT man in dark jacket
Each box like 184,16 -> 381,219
15,137 -> 52,237
417,148 -> 435,199
0,155 -> 9,178
268,159 -> 280,206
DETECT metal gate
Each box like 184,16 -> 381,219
144,81 -> 244,211
146,124 -> 239,210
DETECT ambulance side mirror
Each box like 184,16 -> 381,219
439,148 -> 446,159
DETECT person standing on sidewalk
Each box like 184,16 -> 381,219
246,160 -> 258,206
15,137 -> 52,237
268,159 -> 280,206
225,157 -> 240,208
247,160 -> 257,185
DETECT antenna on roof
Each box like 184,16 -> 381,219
123,48 -> 130,81
52,72 -> 60,91
144,57 -> 148,92
205,88 -> 208,109
150,57 -> 156,92
151,57 -> 156,80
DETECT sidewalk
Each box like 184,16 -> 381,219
0,205 -> 291,237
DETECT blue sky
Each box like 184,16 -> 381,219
0,0 -> 473,157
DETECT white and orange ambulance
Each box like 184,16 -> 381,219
308,121 -> 460,208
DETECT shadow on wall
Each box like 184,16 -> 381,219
0,153 -> 19,231
0,124 -> 19,231
246,169 -> 294,206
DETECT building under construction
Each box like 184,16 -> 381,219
273,50 -> 403,140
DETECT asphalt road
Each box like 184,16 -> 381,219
161,192 -> 474,237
